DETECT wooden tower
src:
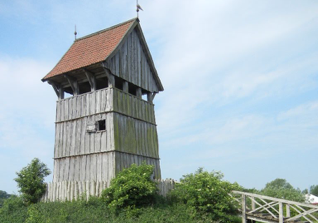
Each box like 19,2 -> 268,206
42,18 -> 164,193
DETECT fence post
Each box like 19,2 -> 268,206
286,204 -> 290,218
251,197 -> 255,211
279,202 -> 284,223
242,194 -> 247,223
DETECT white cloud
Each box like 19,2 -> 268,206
1,0 -> 318,192
0,56 -> 55,192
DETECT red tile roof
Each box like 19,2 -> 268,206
42,18 -> 136,80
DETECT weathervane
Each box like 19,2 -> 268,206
136,0 -> 143,18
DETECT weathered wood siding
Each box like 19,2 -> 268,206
106,29 -> 159,93
53,87 -> 160,182
113,89 -> 156,124
55,88 -> 114,123
42,179 -> 176,202
114,152 -> 161,179
56,88 -> 155,124
42,181 -> 109,202
53,152 -> 116,182
113,113 -> 159,158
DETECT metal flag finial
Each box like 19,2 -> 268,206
74,25 -> 77,41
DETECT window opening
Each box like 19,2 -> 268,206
96,77 -> 108,90
97,120 -> 106,131
78,81 -> 91,94
115,76 -> 124,90
128,83 -> 137,96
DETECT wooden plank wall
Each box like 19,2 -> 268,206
55,88 -> 113,123
114,152 -> 161,179
113,89 -> 156,124
42,179 -> 176,202
53,152 -> 116,182
56,88 -> 155,124
113,113 -> 159,158
107,29 -> 159,93
53,88 -> 160,182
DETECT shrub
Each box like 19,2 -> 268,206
101,162 -> 158,214
169,168 -> 238,222
14,158 -> 51,205
0,190 -> 12,207
0,196 -> 27,223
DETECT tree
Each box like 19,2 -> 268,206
261,178 -> 304,202
0,190 -> 12,207
14,158 -> 51,205
101,162 -> 158,213
169,168 -> 238,222
310,185 -> 318,196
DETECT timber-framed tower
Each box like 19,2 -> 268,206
42,18 -> 163,200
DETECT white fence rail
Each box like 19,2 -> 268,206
232,191 -> 318,223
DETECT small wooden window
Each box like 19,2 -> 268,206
97,120 -> 106,131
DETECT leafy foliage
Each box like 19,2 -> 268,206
310,185 -> 318,196
0,190 -> 12,207
101,162 -> 158,214
169,168 -> 239,222
0,196 -> 27,223
0,197 -> 227,223
261,178 -> 304,202
14,158 -> 51,205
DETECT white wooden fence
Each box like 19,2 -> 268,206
232,191 -> 318,223
42,179 -> 176,202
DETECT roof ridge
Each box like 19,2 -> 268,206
75,18 -> 138,42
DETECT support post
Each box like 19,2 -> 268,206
136,88 -> 142,99
84,69 -> 96,92
252,197 -> 255,211
48,81 -> 64,100
286,204 -> 290,218
147,92 -> 156,103
123,81 -> 128,93
64,75 -> 79,96
242,194 -> 247,223
102,63 -> 115,88
279,202 -> 284,223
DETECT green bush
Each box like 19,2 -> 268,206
169,168 -> 239,222
15,158 -> 51,205
101,162 -> 158,214
0,190 -> 12,207
0,196 -> 27,223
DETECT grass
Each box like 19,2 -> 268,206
0,196 -> 240,223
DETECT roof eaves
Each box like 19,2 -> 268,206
41,41 -> 76,82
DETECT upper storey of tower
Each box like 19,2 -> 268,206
42,18 -> 163,98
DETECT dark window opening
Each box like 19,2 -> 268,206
97,120 -> 106,131
115,76 -> 124,90
79,81 -> 91,94
96,77 -> 109,90
128,83 -> 137,96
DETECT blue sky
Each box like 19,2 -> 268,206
0,0 -> 317,194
